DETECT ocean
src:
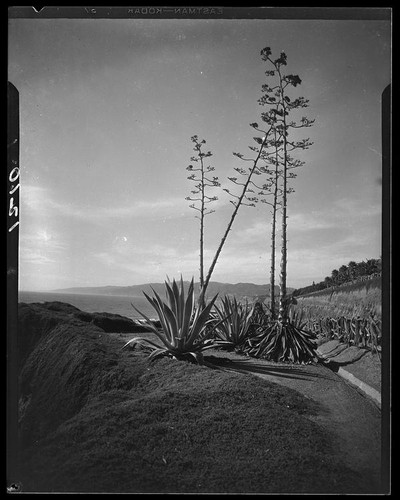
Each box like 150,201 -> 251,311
18,291 -> 157,321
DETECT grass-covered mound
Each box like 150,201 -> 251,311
18,302 -> 150,369
17,308 -> 365,494
18,302 -> 81,368
18,321 -> 148,448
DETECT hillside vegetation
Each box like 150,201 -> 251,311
292,277 -> 382,354
294,277 -> 381,319
293,258 -> 381,297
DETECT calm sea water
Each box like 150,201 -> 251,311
18,291 -> 157,321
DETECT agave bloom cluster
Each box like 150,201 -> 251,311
123,277 -> 226,364
213,296 -> 255,351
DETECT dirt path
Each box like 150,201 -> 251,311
206,353 -> 382,492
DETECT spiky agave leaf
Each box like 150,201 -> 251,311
129,302 -> 174,350
243,319 -> 317,363
177,278 -> 195,339
213,296 -> 255,349
148,348 -> 171,362
146,288 -> 178,344
163,277 -> 196,346
185,293 -> 219,348
141,292 -> 172,339
122,336 -> 165,351
288,306 -> 307,331
124,277 -> 223,364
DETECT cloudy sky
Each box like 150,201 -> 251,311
8,13 -> 390,291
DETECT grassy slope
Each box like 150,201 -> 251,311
295,278 -> 382,319
17,315 -> 365,494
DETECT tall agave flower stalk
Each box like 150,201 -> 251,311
241,46 -> 317,364
269,131 -> 280,320
185,136 -> 220,306
258,46 -> 314,322
198,126 -> 274,307
258,127 -> 282,319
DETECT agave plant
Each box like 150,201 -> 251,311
245,305 -> 318,363
122,277 -> 227,364
251,301 -> 273,330
212,296 -> 255,352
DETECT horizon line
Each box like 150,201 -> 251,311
18,280 -> 295,294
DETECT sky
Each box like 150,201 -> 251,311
8,13 -> 391,291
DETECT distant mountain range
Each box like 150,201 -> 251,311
53,282 -> 294,302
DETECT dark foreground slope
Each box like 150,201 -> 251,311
17,301 -> 151,369
14,302 -> 373,494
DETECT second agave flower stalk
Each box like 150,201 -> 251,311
185,135 -> 220,307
